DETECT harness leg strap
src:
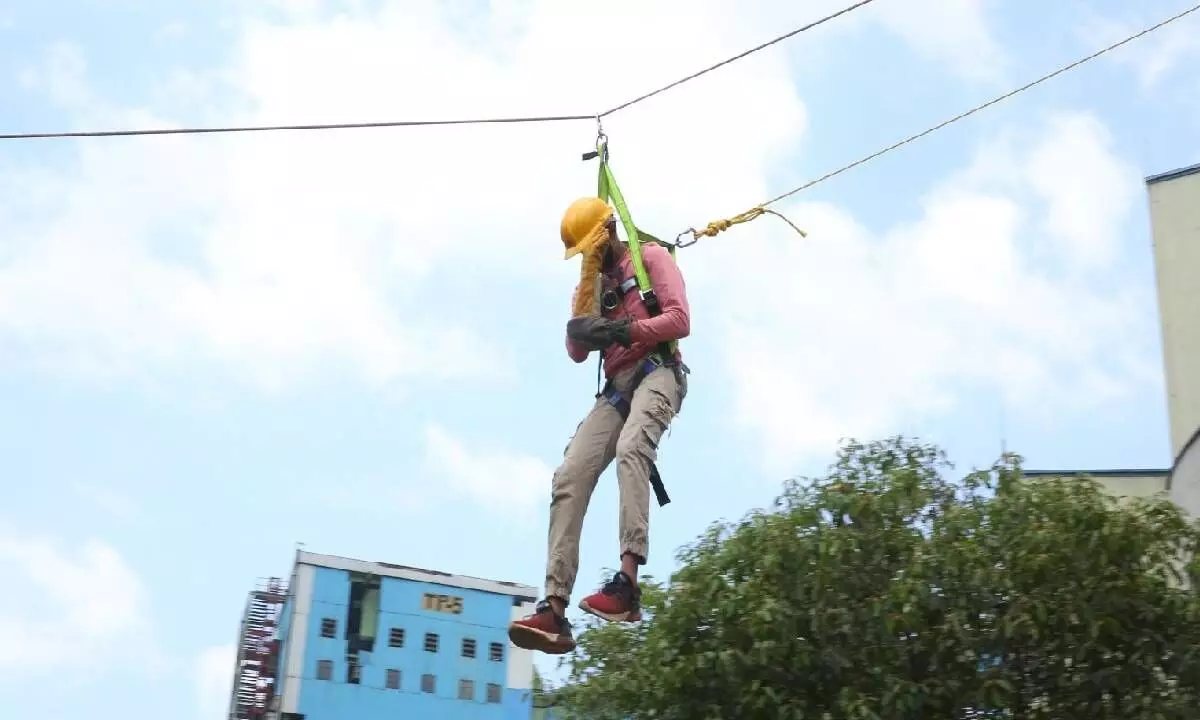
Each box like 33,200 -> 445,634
647,464 -> 670,507
600,357 -> 675,507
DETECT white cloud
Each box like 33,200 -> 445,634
12,3 -> 1150,477
155,22 -> 188,45
0,528 -> 154,676
70,482 -> 142,522
1024,113 -> 1140,270
868,0 -> 1007,84
1079,9 -> 1200,90
286,473 -> 440,519
0,2 -> 1157,481
195,644 -> 236,720
424,424 -> 554,511
16,41 -> 90,107
0,0 -> 1003,393
709,110 -> 1155,472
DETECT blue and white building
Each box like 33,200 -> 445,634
233,549 -> 539,720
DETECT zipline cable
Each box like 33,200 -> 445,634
0,114 -> 596,140
764,1 -> 1200,207
679,0 -> 1200,244
596,0 -> 878,117
0,0 -> 878,141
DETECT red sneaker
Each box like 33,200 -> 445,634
507,599 -> 576,655
578,571 -> 642,622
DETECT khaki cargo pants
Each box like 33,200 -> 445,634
544,360 -> 687,603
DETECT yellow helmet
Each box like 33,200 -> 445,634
560,196 -> 614,260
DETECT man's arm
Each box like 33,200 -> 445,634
565,282 -> 594,363
630,244 -> 691,344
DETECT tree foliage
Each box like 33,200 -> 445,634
548,437 -> 1200,719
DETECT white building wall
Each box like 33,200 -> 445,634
278,563 -> 314,714
1023,471 -> 1168,504
1149,165 -> 1200,458
1170,432 -> 1200,518
1093,473 -> 1169,502
506,600 -> 536,691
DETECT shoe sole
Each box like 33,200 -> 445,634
578,599 -> 642,623
507,623 -> 576,655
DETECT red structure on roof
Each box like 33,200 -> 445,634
228,577 -> 287,720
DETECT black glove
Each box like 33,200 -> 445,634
567,316 -> 632,350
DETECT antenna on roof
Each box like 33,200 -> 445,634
999,401 -> 1008,458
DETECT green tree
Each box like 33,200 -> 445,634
532,666 -> 551,720
552,437 -> 1200,719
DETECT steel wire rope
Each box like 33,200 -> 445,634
0,0 -> 878,141
0,114 -> 596,140
677,1 -> 1200,243
596,0 -> 878,117
760,1 -> 1200,207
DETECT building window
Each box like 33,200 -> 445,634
316,659 -> 333,681
421,673 -> 436,694
385,669 -> 401,690
461,637 -> 476,659
486,682 -> 502,703
488,642 -> 503,662
320,618 -> 337,638
424,632 -> 439,653
458,678 -> 475,700
388,627 -> 405,648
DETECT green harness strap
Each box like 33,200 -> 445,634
585,135 -> 682,509
591,136 -> 679,358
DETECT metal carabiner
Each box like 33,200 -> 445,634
595,114 -> 610,163
582,116 -> 609,162
674,229 -> 699,248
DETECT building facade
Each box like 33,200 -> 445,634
1020,469 -> 1170,501
1149,163 -> 1200,463
233,550 -> 538,720
1025,163 -> 1200,508
1147,163 -> 1200,517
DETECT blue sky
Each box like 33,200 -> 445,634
1,0 -> 1198,717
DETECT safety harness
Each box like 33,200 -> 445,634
582,132 -> 689,508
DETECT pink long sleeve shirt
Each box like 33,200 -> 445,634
566,243 -> 691,378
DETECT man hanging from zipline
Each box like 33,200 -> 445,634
507,189 -> 691,655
